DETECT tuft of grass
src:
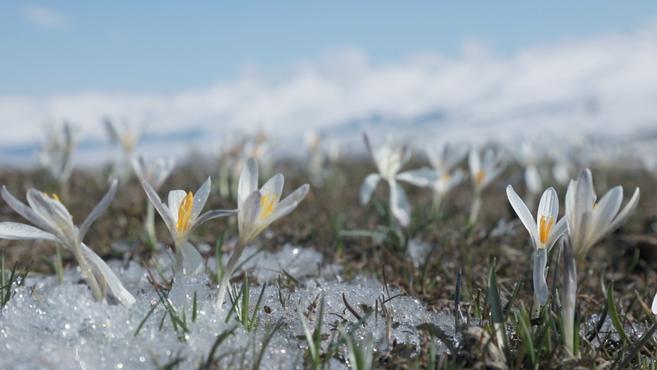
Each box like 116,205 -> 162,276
198,325 -> 237,370
341,330 -> 373,370
298,297 -> 325,370
1,254 -> 29,308
225,272 -> 267,332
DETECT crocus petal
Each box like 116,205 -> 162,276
533,248 -> 549,305
482,163 -> 505,189
362,133 -> 375,161
26,189 -> 75,236
448,168 -> 466,188
167,190 -> 188,219
573,211 -> 592,256
565,179 -> 577,237
652,292 -> 657,315
400,146 -> 412,167
142,181 -> 175,233
0,222 -> 58,241
238,158 -> 258,209
605,187 -> 640,236
426,148 -> 442,170
1,186 -> 53,232
238,191 -> 261,239
192,177 -> 212,220
270,184 -> 310,221
81,243 -> 135,306
131,157 -> 147,183
525,165 -> 543,194
506,185 -> 538,245
260,174 -> 284,203
180,242 -> 204,276
103,119 -> 121,143
359,173 -> 381,205
537,187 -> 559,225
389,180 -> 410,227
193,209 -> 237,229
79,179 -> 118,241
574,169 -> 596,217
546,217 -> 567,250
446,145 -> 468,170
468,148 -> 480,176
588,186 -> 623,244
396,168 -> 437,187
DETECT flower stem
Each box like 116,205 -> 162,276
71,241 -> 103,301
216,240 -> 247,311
144,201 -> 157,250
432,192 -> 444,214
562,238 -> 578,357
54,244 -> 64,283
468,191 -> 482,226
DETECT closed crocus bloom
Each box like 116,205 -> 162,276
360,134 -> 436,227
561,168 -> 639,356
507,185 -> 567,304
0,180 -> 135,306
565,168 -> 640,261
142,177 -> 236,274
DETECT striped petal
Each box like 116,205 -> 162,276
0,222 -> 58,241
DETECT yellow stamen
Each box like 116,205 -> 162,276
176,192 -> 194,232
121,134 -> 136,154
49,193 -> 60,202
538,215 -> 554,246
441,172 -> 451,182
474,170 -> 486,186
259,193 -> 277,220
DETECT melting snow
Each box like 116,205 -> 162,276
0,246 -> 454,370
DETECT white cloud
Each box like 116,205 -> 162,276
23,5 -> 70,30
2,20 -> 657,153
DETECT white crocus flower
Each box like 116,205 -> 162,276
132,156 -> 175,190
104,119 -> 140,157
431,168 -> 465,211
468,147 -> 505,224
562,168 -> 639,356
426,143 -> 468,174
360,135 -> 436,227
519,142 -> 543,196
0,180 -> 135,306
565,168 -> 640,261
468,147 -> 505,193
132,156 -> 176,247
39,122 -> 76,186
652,293 -> 657,315
434,168 -> 465,195
216,158 -> 310,310
142,177 -> 236,274
426,144 -> 467,211
507,185 -> 567,305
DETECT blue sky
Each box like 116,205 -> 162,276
1,1 -> 657,95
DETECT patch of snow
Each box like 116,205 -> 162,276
0,246 -> 453,370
